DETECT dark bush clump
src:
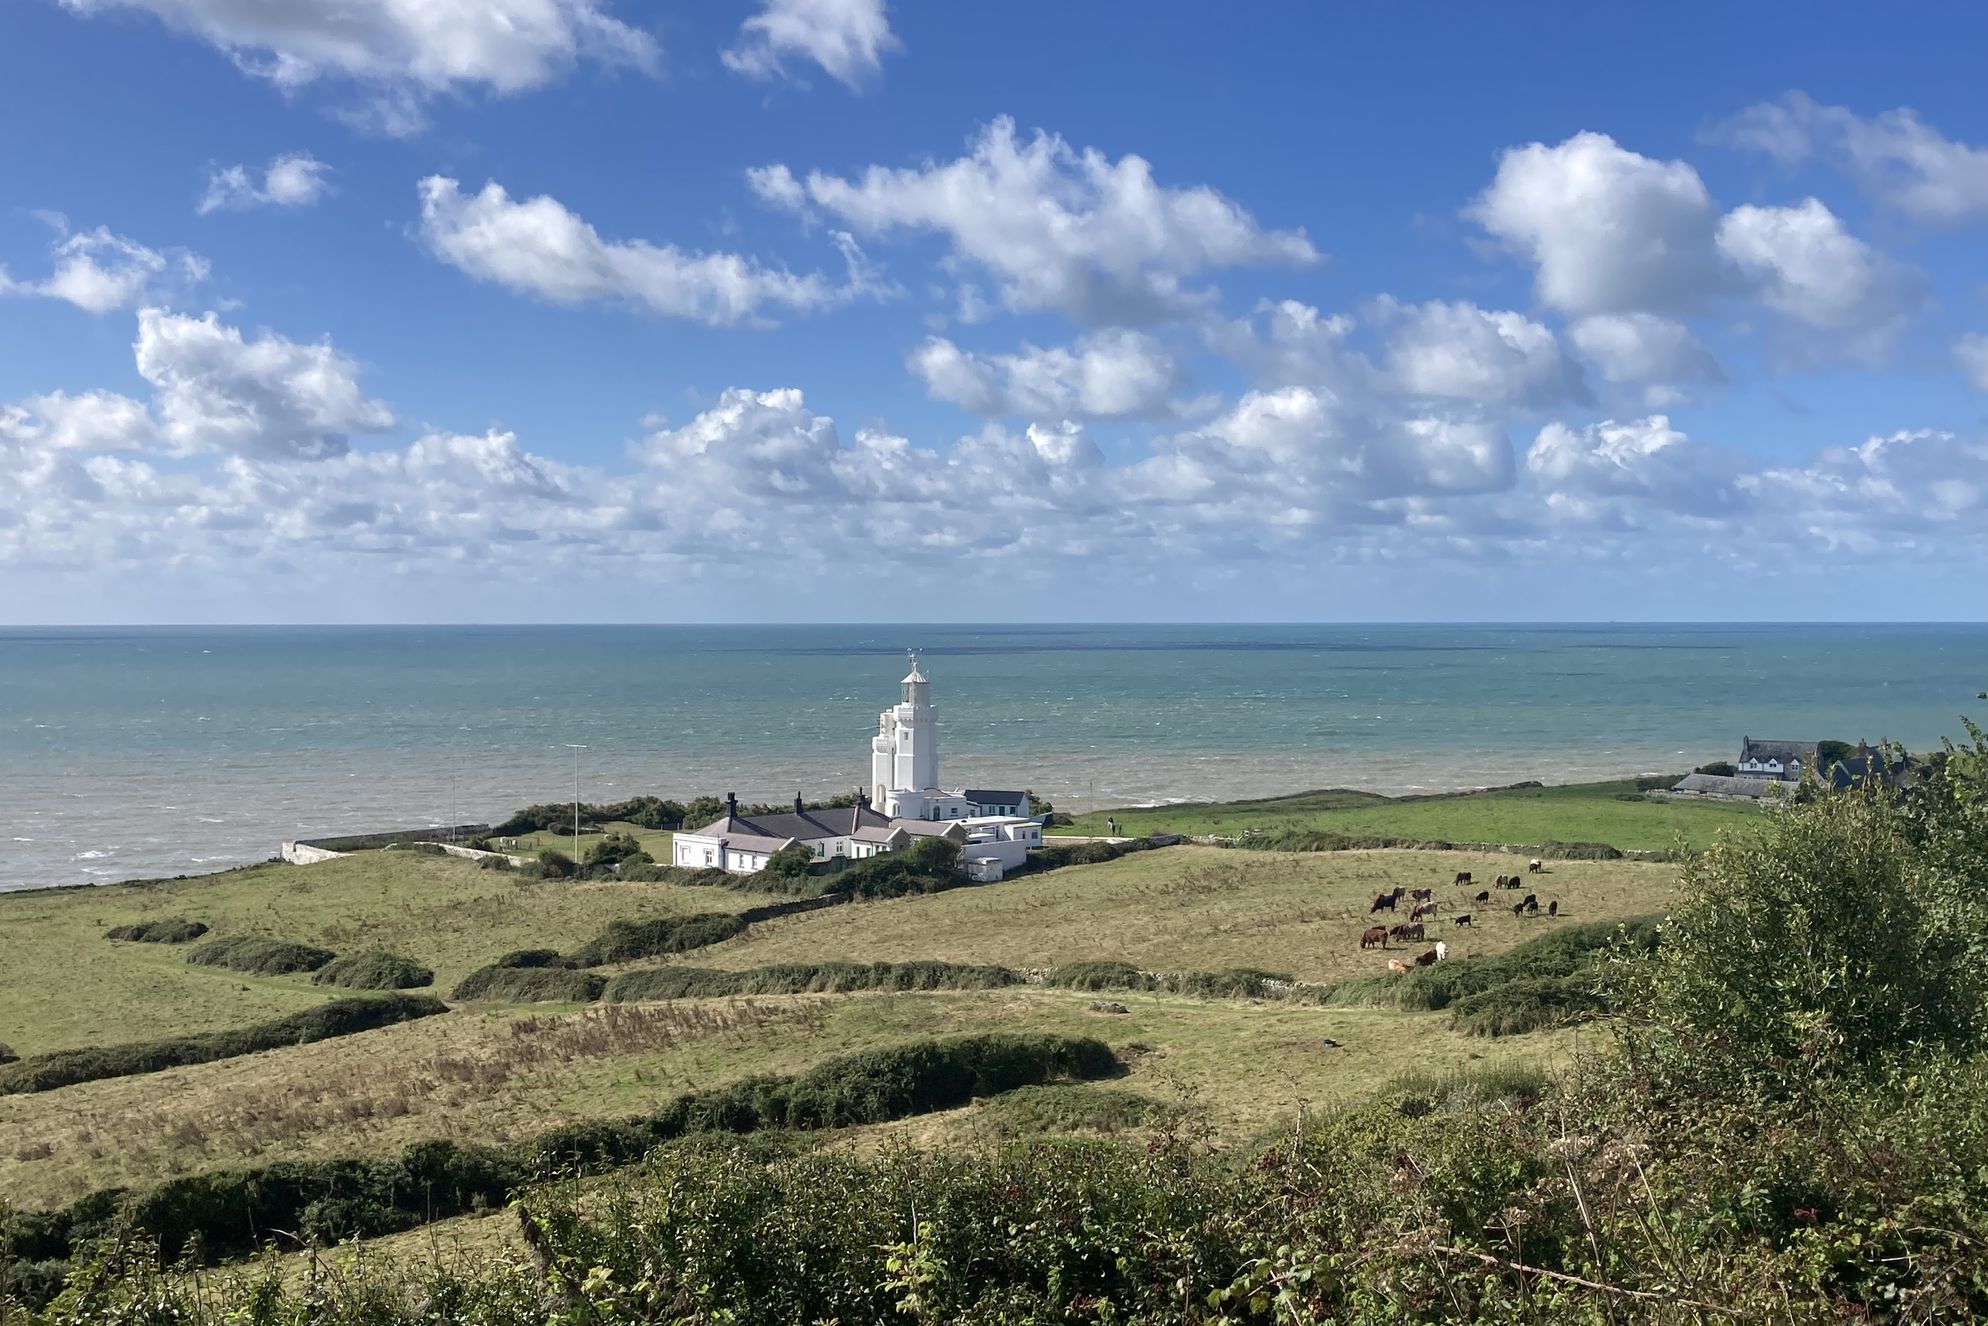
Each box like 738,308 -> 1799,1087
311,950 -> 434,990
1447,974 -> 1608,1036
493,947 -> 572,969
104,917 -> 208,943
0,994 -> 447,1095
1044,960 -> 1150,991
451,966 -> 606,1002
1538,839 -> 1625,860
603,960 -> 1018,1003
186,935 -> 335,976
566,913 -> 747,966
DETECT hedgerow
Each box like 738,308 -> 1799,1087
3,1033 -> 1118,1276
449,966 -> 606,1002
185,935 -> 335,976
566,913 -> 747,966
603,960 -> 1019,1002
310,950 -> 434,990
102,917 -> 208,943
0,994 -> 446,1095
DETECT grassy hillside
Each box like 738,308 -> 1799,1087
682,845 -> 1674,982
0,850 -> 752,1056
1058,776 -> 1758,852
0,843 -> 1670,1211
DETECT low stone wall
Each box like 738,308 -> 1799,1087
430,843 -> 528,868
281,824 -> 493,865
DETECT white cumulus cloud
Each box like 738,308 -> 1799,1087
909,331 -> 1181,418
1375,298 -> 1585,408
751,117 -> 1318,323
0,218 -> 207,314
200,152 -> 332,214
1468,131 -> 1728,317
1715,197 -> 1918,356
135,307 -> 396,460
58,0 -> 657,132
1527,415 -> 1750,518
724,0 -> 899,89
417,176 -> 877,327
1568,314 -> 1723,405
1712,93 -> 1988,226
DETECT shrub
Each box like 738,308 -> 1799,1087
1695,760 -> 1738,777
1321,917 -> 1659,1016
493,947 -> 571,969
1537,839 -> 1624,860
1448,974 -> 1608,1036
585,832 -> 649,868
311,950 -> 434,990
1044,960 -> 1149,991
566,913 -> 747,967
532,849 -> 577,880
0,995 -> 446,1095
103,917 -> 208,943
603,960 -> 1018,1003
450,966 -> 605,1002
476,854 -> 515,871
185,935 -> 335,976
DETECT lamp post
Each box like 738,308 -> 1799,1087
566,744 -> 587,848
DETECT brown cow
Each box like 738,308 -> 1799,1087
1410,902 -> 1437,922
1414,947 -> 1440,967
1452,913 -> 1473,927
1512,901 -> 1526,916
1369,892 -> 1398,913
1453,871 -> 1472,886
1360,926 -> 1389,949
1387,958 -> 1411,974
1409,887 -> 1434,903
1547,900 -> 1559,917
1389,922 -> 1424,943
1474,890 -> 1490,903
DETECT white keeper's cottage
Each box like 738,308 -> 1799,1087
672,653 -> 1041,879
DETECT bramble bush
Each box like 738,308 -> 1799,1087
311,950 -> 434,990
185,935 -> 335,975
103,917 -> 208,943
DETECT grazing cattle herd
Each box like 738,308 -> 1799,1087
1358,861 -> 1562,964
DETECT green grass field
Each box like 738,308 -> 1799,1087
1057,777 -> 1759,852
0,840 -> 1673,1212
0,850 -> 749,1056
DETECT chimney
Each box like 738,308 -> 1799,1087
794,792 -> 805,814
724,792 -> 738,819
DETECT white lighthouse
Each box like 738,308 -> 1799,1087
871,651 -> 973,819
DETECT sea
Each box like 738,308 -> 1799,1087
2,623 -> 1983,893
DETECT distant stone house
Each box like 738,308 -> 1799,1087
1669,772 -> 1795,802
1735,737 -> 1821,782
1828,741 -> 1910,790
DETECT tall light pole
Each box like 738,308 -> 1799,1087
566,744 -> 587,847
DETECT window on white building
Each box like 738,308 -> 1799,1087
703,849 -> 714,866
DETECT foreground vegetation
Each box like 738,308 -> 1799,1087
1059,776 -> 1758,852
10,713 -> 1985,1322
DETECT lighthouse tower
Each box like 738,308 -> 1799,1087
871,651 -> 961,818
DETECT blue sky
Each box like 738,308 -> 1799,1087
3,2 -> 1986,623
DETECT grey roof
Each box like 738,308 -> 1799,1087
712,832 -> 796,854
891,819 -> 969,839
851,824 -> 908,844
961,788 -> 1027,803
1672,772 -> 1791,800
685,805 -> 894,843
1739,738 -> 1820,767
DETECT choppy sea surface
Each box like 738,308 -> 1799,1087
2,623 -> 1982,892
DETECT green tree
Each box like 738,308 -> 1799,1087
1622,787 -> 1982,1086
760,843 -> 816,880
535,849 -> 577,880
584,832 -> 649,868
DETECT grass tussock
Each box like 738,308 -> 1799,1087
971,1082 -> 1171,1137
185,936 -> 335,976
0,995 -> 447,1096
102,918 -> 208,944
310,951 -> 435,991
